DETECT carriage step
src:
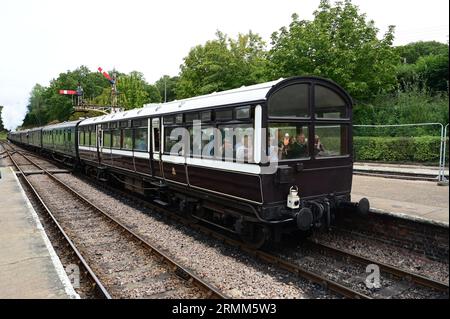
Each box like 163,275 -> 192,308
153,199 -> 169,206
150,180 -> 168,188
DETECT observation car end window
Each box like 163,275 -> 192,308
268,123 -> 309,161
314,85 -> 348,119
314,125 -> 349,157
268,84 -> 309,118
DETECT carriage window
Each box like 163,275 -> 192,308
314,125 -> 349,157
79,131 -> 85,145
268,84 -> 309,118
164,126 -> 188,155
268,123 -> 309,161
123,128 -> 133,150
176,114 -> 184,124
236,106 -> 251,120
120,121 -> 128,128
186,112 -> 199,123
90,130 -> 96,147
164,116 -> 174,125
201,111 -> 212,122
103,131 -> 111,148
112,129 -> 121,148
315,85 -> 347,118
134,128 -> 148,151
152,118 -> 160,152
200,127 -> 216,158
132,119 -> 145,127
217,124 -> 254,163
215,109 -> 233,121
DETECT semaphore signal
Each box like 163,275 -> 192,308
98,66 -> 119,107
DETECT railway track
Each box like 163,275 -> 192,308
307,240 -> 449,293
4,142 -> 449,299
2,143 -> 225,299
81,167 -> 449,299
75,173 -> 373,299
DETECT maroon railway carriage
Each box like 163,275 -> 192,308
12,76 -> 369,247
76,76 -> 368,247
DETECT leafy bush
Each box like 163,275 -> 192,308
354,136 -> 448,163
353,84 -> 449,137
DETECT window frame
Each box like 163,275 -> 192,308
313,84 -> 350,120
267,83 -> 311,120
133,126 -> 149,152
313,123 -> 351,159
266,122 -> 312,162
122,127 -> 133,150
161,105 -> 255,161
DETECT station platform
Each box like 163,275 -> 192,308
0,167 -> 78,299
352,174 -> 449,225
354,162 -> 449,180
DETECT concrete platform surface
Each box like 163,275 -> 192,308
354,162 -> 449,178
0,167 -> 78,299
352,175 -> 449,224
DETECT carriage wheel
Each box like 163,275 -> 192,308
240,223 -> 270,249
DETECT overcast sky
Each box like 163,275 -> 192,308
0,0 -> 448,130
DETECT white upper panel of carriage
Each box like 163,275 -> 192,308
79,78 -> 284,127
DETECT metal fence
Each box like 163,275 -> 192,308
353,123 -> 449,183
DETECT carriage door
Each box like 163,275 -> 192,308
96,124 -> 102,164
151,118 -> 163,178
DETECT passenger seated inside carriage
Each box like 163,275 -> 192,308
287,133 -> 308,159
314,134 -> 326,156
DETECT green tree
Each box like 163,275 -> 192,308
22,84 -> 49,127
117,71 -> 150,109
395,41 -> 449,64
396,45 -> 449,92
0,105 -> 5,131
176,31 -> 268,99
414,53 -> 449,92
268,0 -> 399,101
155,75 -> 179,102
95,71 -> 160,109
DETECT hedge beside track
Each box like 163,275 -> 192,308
353,136 -> 449,163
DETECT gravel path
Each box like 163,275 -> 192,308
57,174 -> 335,299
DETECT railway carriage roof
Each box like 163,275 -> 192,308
42,120 -> 82,131
79,78 -> 284,126
79,76 -> 351,126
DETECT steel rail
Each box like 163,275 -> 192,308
17,150 -> 226,299
307,240 -> 449,293
3,146 -> 112,299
